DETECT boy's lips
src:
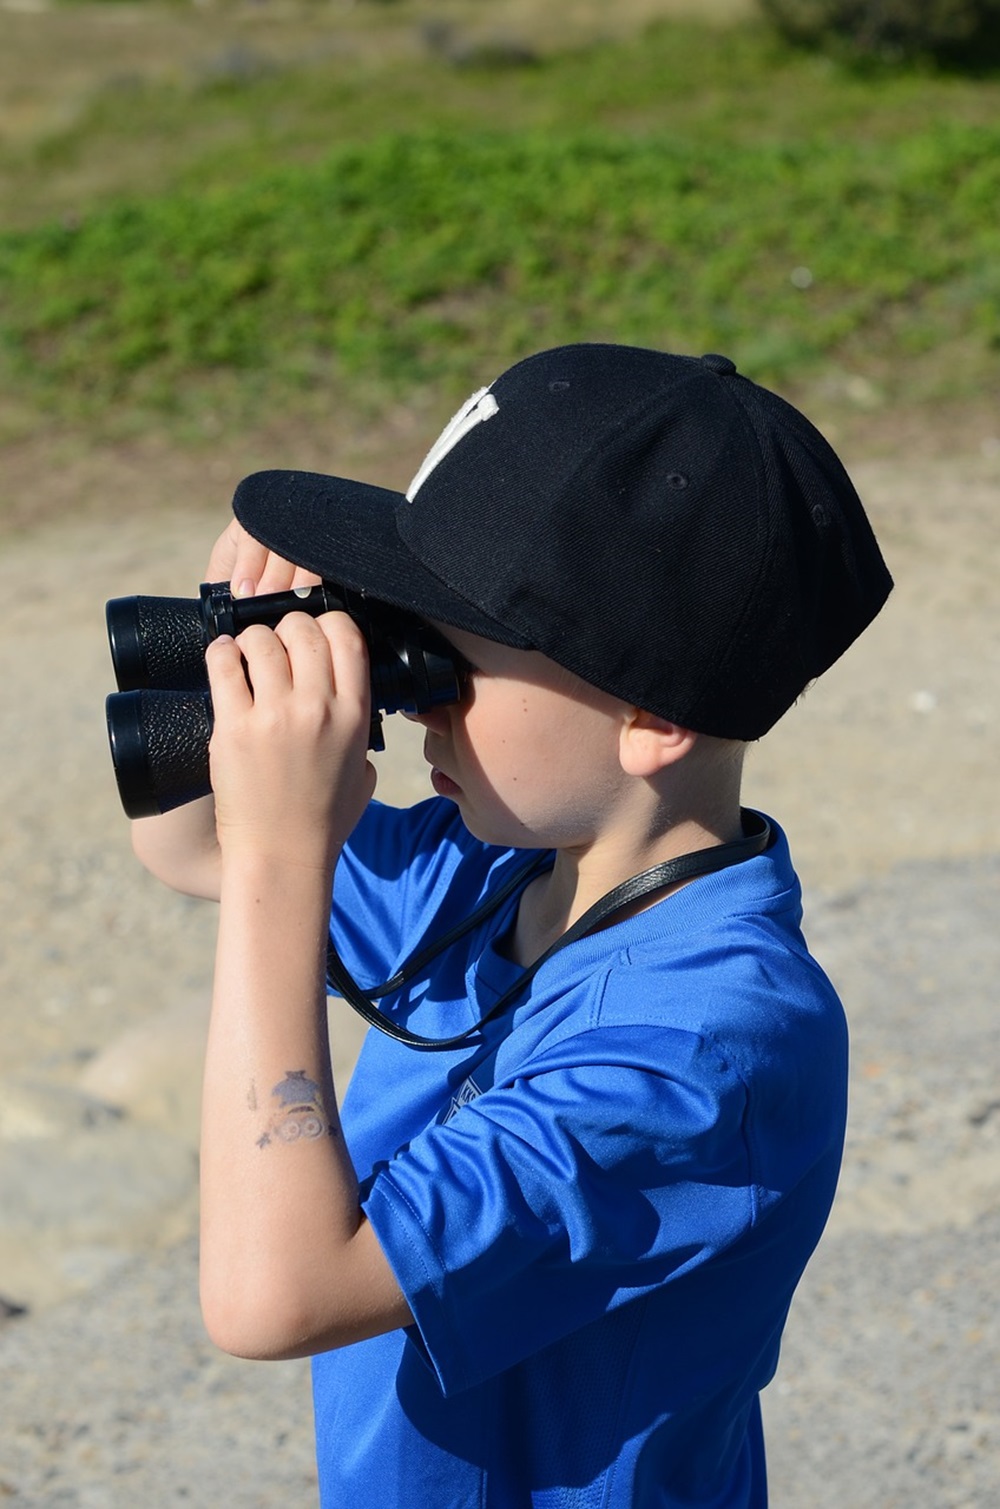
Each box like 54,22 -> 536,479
423,735 -> 462,798
430,766 -> 462,799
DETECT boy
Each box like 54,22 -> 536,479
132,345 -> 892,1506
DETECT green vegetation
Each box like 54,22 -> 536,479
1,16 -> 999,440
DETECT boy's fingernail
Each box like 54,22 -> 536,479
234,579 -> 256,599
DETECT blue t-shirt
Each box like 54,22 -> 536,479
313,798 -> 847,1508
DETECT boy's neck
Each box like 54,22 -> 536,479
507,811 -> 746,971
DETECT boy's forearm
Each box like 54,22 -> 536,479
131,795 -> 222,900
199,854 -> 410,1360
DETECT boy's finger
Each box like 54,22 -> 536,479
229,535 -> 282,599
231,623 -> 296,699
253,552 -> 321,599
204,518 -> 320,599
204,634 -> 253,714
272,612 -> 368,710
204,521 -> 264,593
271,612 -> 336,690
314,610 -> 372,702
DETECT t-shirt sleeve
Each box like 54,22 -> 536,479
362,1020 -> 756,1397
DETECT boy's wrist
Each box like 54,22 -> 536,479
216,848 -> 339,987
218,840 -> 342,891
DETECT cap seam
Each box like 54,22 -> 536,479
681,375 -> 776,730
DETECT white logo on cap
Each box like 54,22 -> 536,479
406,386 -> 499,501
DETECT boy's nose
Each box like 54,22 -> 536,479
401,707 -> 450,732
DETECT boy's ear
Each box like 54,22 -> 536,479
618,708 -> 698,778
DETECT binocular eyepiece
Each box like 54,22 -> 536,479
105,581 -> 465,818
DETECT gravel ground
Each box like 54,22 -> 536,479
0,440 -> 997,1504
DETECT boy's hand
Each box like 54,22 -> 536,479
206,518 -> 321,598
205,610 -> 376,873
130,517 -> 329,903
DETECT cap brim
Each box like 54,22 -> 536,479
232,469 -> 532,647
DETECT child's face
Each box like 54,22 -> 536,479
406,624 -> 630,852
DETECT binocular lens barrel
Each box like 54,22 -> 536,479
105,581 -> 464,818
107,689 -> 214,818
106,594 -> 208,693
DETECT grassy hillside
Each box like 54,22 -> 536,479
1,6 -> 998,445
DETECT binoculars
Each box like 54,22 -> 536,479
104,581 -> 465,819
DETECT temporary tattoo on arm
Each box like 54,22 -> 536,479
255,1069 -> 336,1150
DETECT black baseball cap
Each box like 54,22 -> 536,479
232,344 -> 892,739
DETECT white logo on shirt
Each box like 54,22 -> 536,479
406,387 -> 499,501
442,1074 -> 484,1123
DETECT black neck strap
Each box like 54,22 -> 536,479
326,810 -> 772,1052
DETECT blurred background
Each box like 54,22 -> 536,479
2,0 -> 1000,474
0,1 -> 998,1503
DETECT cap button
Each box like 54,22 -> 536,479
701,353 -> 737,376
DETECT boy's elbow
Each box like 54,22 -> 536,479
201,1309 -> 306,1363
130,816 -> 221,901
199,1261 -> 362,1361
200,1232 -> 412,1360
200,1270 -> 329,1361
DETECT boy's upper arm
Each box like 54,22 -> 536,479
325,1216 -> 416,1349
